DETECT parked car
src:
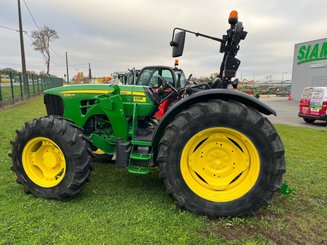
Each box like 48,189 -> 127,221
276,85 -> 291,97
0,74 -> 10,83
298,87 -> 327,123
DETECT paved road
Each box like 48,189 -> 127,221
260,96 -> 327,130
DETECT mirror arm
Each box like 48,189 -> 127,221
171,28 -> 225,46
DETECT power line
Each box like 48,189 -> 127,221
51,60 -> 65,67
22,0 -> 40,31
0,25 -> 18,32
19,1 -> 88,73
69,55 -> 82,65
24,31 -> 34,42
50,47 -> 65,57
0,61 -> 21,66
70,63 -> 89,66
22,1 -> 65,58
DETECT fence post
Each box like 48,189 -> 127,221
0,69 -> 2,102
41,76 -> 44,92
27,74 -> 30,97
26,74 -> 29,97
46,76 -> 49,90
43,76 -> 45,91
32,74 -> 35,95
37,75 -> 40,93
19,73 -> 23,98
10,72 -> 15,100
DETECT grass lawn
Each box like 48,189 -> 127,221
0,96 -> 326,244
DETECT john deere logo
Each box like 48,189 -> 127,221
297,42 -> 327,64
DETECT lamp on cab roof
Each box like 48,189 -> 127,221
228,10 -> 238,25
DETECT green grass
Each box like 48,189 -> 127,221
0,96 -> 326,244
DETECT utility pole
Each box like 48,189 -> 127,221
88,62 -> 92,81
18,0 -> 29,97
65,51 -> 69,83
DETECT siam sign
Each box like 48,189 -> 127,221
297,42 -> 327,65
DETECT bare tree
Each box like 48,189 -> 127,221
31,26 -> 59,75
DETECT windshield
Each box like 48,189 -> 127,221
138,69 -> 160,87
137,68 -> 174,88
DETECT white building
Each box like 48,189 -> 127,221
291,38 -> 327,100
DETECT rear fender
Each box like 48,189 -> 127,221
152,89 -> 276,148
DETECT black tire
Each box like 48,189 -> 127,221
10,116 -> 93,200
303,118 -> 315,123
158,100 -> 285,217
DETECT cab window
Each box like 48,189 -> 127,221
148,70 -> 159,87
161,69 -> 174,85
137,69 -> 155,86
174,70 -> 186,88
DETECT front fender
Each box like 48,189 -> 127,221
152,89 -> 276,148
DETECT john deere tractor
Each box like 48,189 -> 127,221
10,11 -> 285,217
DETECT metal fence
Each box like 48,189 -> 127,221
239,81 -> 292,97
0,71 -> 63,108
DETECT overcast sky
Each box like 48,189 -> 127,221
1,0 -> 327,81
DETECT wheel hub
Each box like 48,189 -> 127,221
181,127 -> 260,202
22,137 -> 66,187
207,148 -> 229,171
42,151 -> 58,168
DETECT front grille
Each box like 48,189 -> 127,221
81,99 -> 96,115
44,94 -> 64,116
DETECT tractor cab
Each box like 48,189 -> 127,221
136,65 -> 186,89
135,64 -> 187,118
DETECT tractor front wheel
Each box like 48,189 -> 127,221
10,116 -> 93,200
158,100 -> 285,217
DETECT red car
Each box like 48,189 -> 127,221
298,87 -> 327,123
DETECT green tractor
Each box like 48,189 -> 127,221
10,11 -> 285,217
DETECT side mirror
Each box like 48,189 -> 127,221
170,31 -> 186,57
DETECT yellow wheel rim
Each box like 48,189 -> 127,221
22,137 -> 66,188
180,127 -> 260,202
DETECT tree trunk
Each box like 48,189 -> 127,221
46,54 -> 50,75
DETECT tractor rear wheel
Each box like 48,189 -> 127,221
158,100 -> 285,217
10,116 -> 93,200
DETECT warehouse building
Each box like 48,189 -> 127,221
291,38 -> 327,100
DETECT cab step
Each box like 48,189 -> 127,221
128,145 -> 152,175
130,153 -> 151,161
128,166 -> 150,175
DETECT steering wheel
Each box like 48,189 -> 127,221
157,75 -> 180,104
